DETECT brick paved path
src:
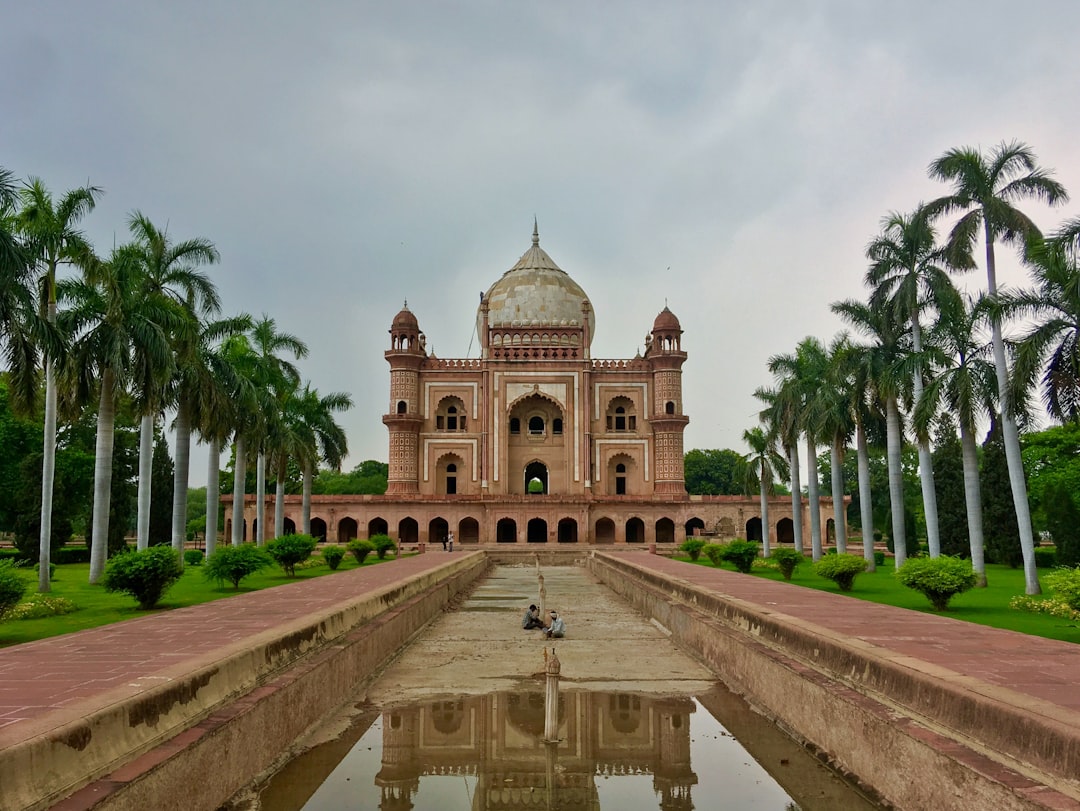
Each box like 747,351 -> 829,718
0,551 -> 455,743
626,553 -> 1080,714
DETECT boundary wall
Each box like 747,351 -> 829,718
588,552 -> 1080,811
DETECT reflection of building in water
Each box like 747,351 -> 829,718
374,691 -> 696,811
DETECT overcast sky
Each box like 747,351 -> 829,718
5,1 -> 1080,486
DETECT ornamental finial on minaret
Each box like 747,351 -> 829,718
532,216 -> 539,246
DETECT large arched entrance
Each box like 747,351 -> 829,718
497,518 -> 517,543
626,517 -> 645,544
557,518 -> 578,543
338,517 -> 358,543
368,517 -> 388,538
524,461 -> 548,495
777,518 -> 794,544
459,517 -> 480,544
310,518 -> 326,542
398,517 -> 418,546
429,517 -> 449,547
527,518 -> 547,543
283,518 -> 296,535
655,517 -> 675,544
595,517 -> 615,544
746,517 -> 763,542
685,517 -> 705,538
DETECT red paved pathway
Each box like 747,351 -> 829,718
625,553 -> 1080,715
0,551 -> 455,740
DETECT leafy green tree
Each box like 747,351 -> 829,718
1042,481 -> 1080,568
931,416 -> 969,558
148,430 -> 174,546
1022,423 -> 1080,531
927,140 -> 1068,595
0,560 -> 29,617
683,448 -> 746,495
313,460 -> 388,494
102,545 -> 183,609
981,416 -> 1022,567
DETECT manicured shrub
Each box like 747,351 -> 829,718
1044,567 -> 1080,612
680,538 -> 706,561
102,546 -> 184,610
6,595 -> 78,619
718,540 -> 760,574
267,534 -> 318,576
370,534 -> 397,559
0,560 -> 29,618
184,550 -> 205,566
702,543 -> 725,566
35,561 -> 57,579
204,544 -> 274,589
873,551 -> 886,566
769,547 -> 803,581
322,545 -> 346,570
55,547 -> 92,565
896,556 -> 977,611
348,539 -> 376,565
812,553 -> 868,592
1034,547 -> 1057,569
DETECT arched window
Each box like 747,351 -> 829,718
614,406 -> 626,431
510,417 -> 521,434
397,401 -> 407,414
436,399 -> 467,432
528,416 -> 545,436
446,462 -> 457,495
615,462 -> 626,495
665,401 -> 675,415
553,418 -> 563,435
606,397 -> 637,432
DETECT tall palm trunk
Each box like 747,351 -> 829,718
274,470 -> 285,539
788,445 -> 803,554
885,394 -> 908,568
806,436 -> 822,561
205,437 -> 220,558
256,451 -> 267,545
302,463 -> 313,536
171,402 -> 192,555
89,369 -> 117,584
759,474 -> 771,558
38,357 -> 58,593
830,440 -> 847,554
959,419 -> 988,587
910,316 -> 941,558
231,434 -> 246,545
984,232 -> 1040,594
856,421 -> 875,571
136,414 -> 154,550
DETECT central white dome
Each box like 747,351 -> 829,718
479,226 -> 594,343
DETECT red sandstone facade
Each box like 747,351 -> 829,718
228,228 -> 844,547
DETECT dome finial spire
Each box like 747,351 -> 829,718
532,216 -> 539,246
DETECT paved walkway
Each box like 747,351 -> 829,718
625,553 -> 1080,715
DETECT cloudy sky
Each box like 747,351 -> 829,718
4,1 -> 1080,485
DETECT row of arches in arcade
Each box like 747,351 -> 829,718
296,515 -> 832,545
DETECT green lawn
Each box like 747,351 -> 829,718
0,552 -> 395,648
679,556 -> 1080,645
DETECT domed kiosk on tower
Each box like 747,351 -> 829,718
226,226 -> 845,550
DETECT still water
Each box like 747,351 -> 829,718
253,685 -> 880,811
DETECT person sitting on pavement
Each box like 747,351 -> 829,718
522,604 -> 544,630
543,610 -> 566,639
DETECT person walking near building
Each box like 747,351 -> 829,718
447,530 -> 454,552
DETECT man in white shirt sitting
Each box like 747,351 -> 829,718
544,610 -> 566,639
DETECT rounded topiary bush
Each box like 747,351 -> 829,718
266,534 -> 318,576
370,534 -> 397,559
895,556 -> 977,610
103,546 -> 184,609
204,544 -> 274,589
1044,566 -> 1080,612
769,547 -> 803,581
184,550 -> 205,566
322,545 -> 346,570
0,560 -> 29,618
718,540 -> 760,573
680,538 -> 706,561
812,553 -> 868,592
348,538 -> 376,565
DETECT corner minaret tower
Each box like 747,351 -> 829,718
383,303 -> 426,494
645,306 -> 689,497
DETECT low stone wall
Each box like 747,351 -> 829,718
6,553 -> 489,811
588,553 -> 1080,811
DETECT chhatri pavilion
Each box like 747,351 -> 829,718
228,226 -> 843,548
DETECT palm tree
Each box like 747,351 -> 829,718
1008,234 -> 1080,424
295,384 -> 351,535
866,208 -> 972,558
59,246 -> 182,582
813,335 -> 859,555
742,424 -> 788,558
0,169 -> 40,415
754,385 -> 804,555
927,141 -> 1068,594
833,298 -> 912,566
16,178 -> 101,591
914,289 -> 997,586
769,337 -> 830,560
126,212 -> 220,551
